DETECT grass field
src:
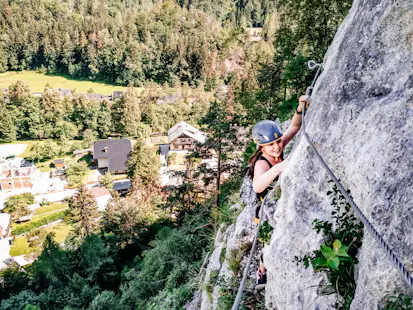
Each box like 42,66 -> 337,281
46,222 -> 73,243
0,71 -> 129,94
34,202 -> 69,216
10,222 -> 73,256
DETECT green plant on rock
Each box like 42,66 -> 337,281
228,249 -> 242,275
206,269 -> 220,302
258,221 -> 273,245
217,287 -> 235,310
381,294 -> 413,310
295,183 -> 364,310
220,247 -> 227,264
311,239 -> 351,271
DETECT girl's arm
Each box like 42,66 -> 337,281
281,95 -> 309,145
253,158 -> 290,193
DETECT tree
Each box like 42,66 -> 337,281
100,172 -> 114,190
3,193 -> 34,221
40,88 -> 66,127
27,140 -> 60,163
102,189 -> 162,247
126,139 -> 160,188
0,107 -> 17,142
54,121 -> 78,140
31,234 -> 72,289
68,187 -> 100,240
82,129 -> 96,148
192,100 -> 245,208
112,87 -> 142,137
65,161 -> 88,188
0,290 -> 39,310
0,262 -> 29,300
0,45 -> 8,72
89,291 -> 120,310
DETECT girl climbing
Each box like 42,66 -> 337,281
248,95 -> 309,284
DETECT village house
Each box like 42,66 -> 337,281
86,94 -> 104,101
0,159 -> 35,191
150,132 -> 168,145
93,139 -> 133,174
112,91 -> 123,100
88,186 -> 113,211
39,88 -> 72,98
158,121 -> 207,185
53,159 -> 65,169
168,121 -> 205,151
72,148 -> 93,159
0,213 -> 12,269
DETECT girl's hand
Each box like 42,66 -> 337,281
297,95 -> 310,113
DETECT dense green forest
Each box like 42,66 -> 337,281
0,81 -> 211,143
0,0 -> 352,309
0,0 -> 276,87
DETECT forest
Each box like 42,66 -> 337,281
0,0 -> 352,309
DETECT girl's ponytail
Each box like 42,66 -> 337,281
247,148 -> 262,179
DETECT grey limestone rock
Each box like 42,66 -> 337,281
196,197 -> 259,310
264,0 -> 413,309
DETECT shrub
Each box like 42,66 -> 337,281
217,288 -> 235,310
65,161 -> 88,188
228,249 -> 242,275
219,247 -> 227,264
257,221 -> 273,245
12,211 -> 67,236
381,294 -> 413,310
295,183 -> 364,309
4,193 -> 35,212
4,193 -> 35,221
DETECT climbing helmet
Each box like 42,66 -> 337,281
252,120 -> 283,146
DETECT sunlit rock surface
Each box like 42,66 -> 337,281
265,0 -> 413,309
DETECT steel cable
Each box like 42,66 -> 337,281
231,61 -> 413,310
231,198 -> 267,310
301,62 -> 413,290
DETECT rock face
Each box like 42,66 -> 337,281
265,0 -> 413,309
193,197 -> 264,310
192,1 -> 413,309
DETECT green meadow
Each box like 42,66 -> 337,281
0,71 -> 127,94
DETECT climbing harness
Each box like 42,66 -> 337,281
231,60 -> 413,310
302,61 -> 413,290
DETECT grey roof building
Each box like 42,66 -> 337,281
59,88 -> 72,97
86,94 -> 104,101
112,91 -> 123,100
93,139 -> 133,173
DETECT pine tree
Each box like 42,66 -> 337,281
32,234 -> 72,288
192,98 -> 245,208
126,139 -> 160,188
114,86 -> 142,137
69,187 -> 100,240
0,107 -> 17,142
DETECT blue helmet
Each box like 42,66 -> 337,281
252,120 -> 283,146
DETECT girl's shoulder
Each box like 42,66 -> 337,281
256,157 -> 273,169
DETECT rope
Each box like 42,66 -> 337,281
302,62 -> 413,290
231,61 -> 413,310
231,198 -> 266,310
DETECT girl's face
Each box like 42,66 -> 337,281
261,139 -> 284,159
